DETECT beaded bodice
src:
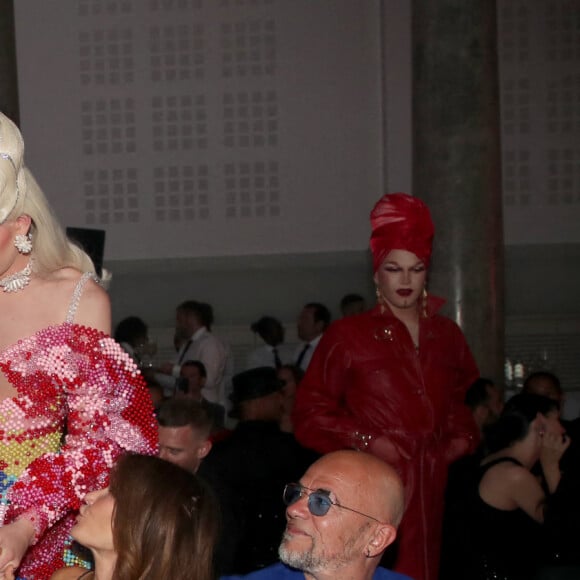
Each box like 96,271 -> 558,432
0,274 -> 158,580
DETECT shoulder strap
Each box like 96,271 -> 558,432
480,456 -> 523,475
66,272 -> 100,323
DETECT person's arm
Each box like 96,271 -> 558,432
441,324 -> 480,463
2,327 -> 158,569
507,466 -> 550,523
292,324 -> 395,457
0,519 -> 34,578
540,431 -> 570,493
197,337 -> 226,403
73,278 -> 111,335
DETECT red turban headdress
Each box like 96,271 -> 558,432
369,193 -> 434,272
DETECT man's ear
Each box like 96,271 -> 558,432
366,523 -> 397,557
197,439 -> 212,460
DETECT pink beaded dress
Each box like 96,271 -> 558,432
0,273 -> 158,580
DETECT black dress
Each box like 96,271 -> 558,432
442,457 -> 546,580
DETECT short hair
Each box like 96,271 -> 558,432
464,377 -> 495,411
177,301 -> 214,330
484,393 -> 560,453
340,293 -> 365,310
114,316 -> 148,346
304,302 -> 331,329
250,316 -> 284,344
523,371 -> 562,396
110,454 -> 218,580
157,398 -> 213,439
181,359 -> 207,379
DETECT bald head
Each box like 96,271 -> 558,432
279,450 -> 404,577
305,450 -> 405,526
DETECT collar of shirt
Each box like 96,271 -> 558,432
190,326 -> 209,341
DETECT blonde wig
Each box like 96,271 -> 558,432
0,112 -> 94,276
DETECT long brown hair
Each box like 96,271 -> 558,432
109,454 -> 218,580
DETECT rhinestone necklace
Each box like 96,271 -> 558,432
0,260 -> 33,293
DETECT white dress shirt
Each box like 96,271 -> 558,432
245,343 -> 293,370
293,333 -> 323,371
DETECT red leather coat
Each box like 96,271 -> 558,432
293,298 -> 479,580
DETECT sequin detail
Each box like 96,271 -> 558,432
0,323 -> 158,580
65,272 -> 100,324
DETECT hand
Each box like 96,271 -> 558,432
0,564 -> 15,580
444,436 -> 473,464
0,519 -> 35,577
369,435 -> 410,464
540,431 -> 571,468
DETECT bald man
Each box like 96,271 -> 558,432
221,450 -> 411,580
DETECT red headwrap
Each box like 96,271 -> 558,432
369,193 -> 434,272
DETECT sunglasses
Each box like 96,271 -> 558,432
283,483 -> 382,523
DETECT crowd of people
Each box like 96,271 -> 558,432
0,110 -> 578,580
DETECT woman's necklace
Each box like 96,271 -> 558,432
0,259 -> 33,293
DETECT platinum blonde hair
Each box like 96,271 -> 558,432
0,112 -> 94,276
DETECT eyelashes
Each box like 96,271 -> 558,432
383,267 -> 425,273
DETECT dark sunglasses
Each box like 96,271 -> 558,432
283,483 -> 382,522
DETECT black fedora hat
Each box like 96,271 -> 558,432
229,366 -> 284,407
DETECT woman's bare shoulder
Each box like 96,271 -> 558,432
50,566 -> 90,580
480,459 -> 537,497
46,268 -> 111,334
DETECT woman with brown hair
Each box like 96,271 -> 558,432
50,454 -> 218,580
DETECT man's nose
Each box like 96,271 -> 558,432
287,495 -> 310,519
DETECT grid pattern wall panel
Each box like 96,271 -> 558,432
149,24 -> 206,82
153,165 -> 210,222
499,0 -> 580,243
14,0 -> 383,260
83,168 -> 140,225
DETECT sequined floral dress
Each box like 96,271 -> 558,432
0,274 -> 158,580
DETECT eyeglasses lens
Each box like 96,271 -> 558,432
308,492 -> 331,516
283,484 -> 302,506
283,484 -> 332,517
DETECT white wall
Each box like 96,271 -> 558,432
12,0 -> 580,393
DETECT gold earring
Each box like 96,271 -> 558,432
375,287 -> 385,314
421,287 -> 428,318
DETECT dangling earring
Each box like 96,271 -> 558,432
14,233 -> 32,255
421,287 -> 428,318
375,286 -> 385,314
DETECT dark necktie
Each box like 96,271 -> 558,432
296,343 -> 310,368
273,347 -> 282,369
177,339 -> 193,365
